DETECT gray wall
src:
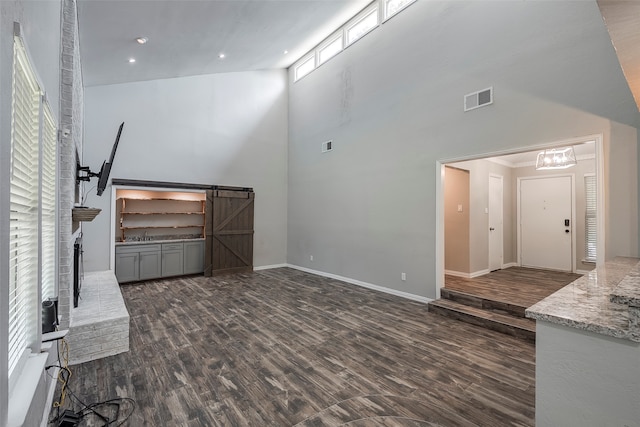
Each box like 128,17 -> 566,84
0,1 -> 62,425
82,70 -> 289,271
287,0 -> 640,299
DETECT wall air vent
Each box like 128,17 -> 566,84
464,87 -> 493,112
322,140 -> 333,152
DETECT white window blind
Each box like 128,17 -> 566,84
584,174 -> 597,263
9,34 -> 41,381
41,101 -> 57,301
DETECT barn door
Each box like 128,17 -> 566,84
205,187 -> 255,276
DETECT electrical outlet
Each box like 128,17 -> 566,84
401,272 -> 406,281
310,255 -> 313,261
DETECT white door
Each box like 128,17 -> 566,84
519,176 -> 573,271
488,175 -> 503,271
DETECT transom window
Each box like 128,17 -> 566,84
292,0 -> 416,82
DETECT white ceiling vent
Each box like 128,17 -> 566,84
464,87 -> 493,112
322,140 -> 333,153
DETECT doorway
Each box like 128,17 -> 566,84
436,135 -> 603,300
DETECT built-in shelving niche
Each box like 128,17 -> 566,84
115,188 -> 206,242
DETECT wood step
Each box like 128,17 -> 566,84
440,288 -> 527,318
428,299 -> 536,343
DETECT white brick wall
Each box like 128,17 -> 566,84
67,271 -> 130,365
58,0 -> 83,329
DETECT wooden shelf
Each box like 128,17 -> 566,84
121,225 -> 204,230
117,195 -> 205,241
72,207 -> 101,222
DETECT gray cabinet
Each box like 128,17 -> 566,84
115,251 -> 139,283
184,240 -> 205,275
161,243 -> 184,277
115,240 -> 204,283
115,244 -> 161,283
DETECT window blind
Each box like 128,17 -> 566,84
584,174 -> 597,263
41,101 -> 57,301
9,34 -> 41,380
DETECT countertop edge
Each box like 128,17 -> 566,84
115,237 -> 205,246
525,257 -> 640,343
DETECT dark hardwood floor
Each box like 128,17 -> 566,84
445,267 -> 583,308
51,268 -> 535,426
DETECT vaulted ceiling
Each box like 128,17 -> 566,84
78,0 -> 640,114
77,0 -> 370,87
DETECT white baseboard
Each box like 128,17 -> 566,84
253,263 -> 288,271
286,264 -> 431,304
502,262 -> 518,269
444,269 -> 471,278
575,269 -> 593,275
444,269 -> 489,279
470,269 -> 490,278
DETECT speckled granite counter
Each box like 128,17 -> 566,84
526,257 -> 640,342
115,237 -> 205,246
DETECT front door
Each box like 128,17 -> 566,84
519,175 -> 573,272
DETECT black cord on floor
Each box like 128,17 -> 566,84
46,338 -> 136,426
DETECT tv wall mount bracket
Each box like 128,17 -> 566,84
76,164 -> 100,182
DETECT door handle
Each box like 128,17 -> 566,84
489,227 -> 495,231
565,229 -> 570,233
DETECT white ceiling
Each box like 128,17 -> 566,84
486,142 -> 596,168
598,0 -> 640,112
77,0 -> 371,87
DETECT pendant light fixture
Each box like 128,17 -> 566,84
535,146 -> 577,170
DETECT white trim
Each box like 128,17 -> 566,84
7,352 -> 48,427
594,135 -> 605,267
316,31 -> 343,66
40,366 -> 59,427
345,3 -> 380,47
253,264 -> 288,271
575,269 -> 594,275
444,269 -> 489,279
435,161 -> 445,300
444,270 -> 469,278
383,0 -> 417,22
502,262 -> 518,269
286,264 -> 431,304
293,52 -> 315,82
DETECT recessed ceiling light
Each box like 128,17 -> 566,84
136,37 -> 148,45
128,58 -> 136,63
283,50 -> 289,55
218,53 -> 225,59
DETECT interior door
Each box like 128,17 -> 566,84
488,174 -> 503,271
519,176 -> 573,271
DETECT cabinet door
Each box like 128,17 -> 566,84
115,252 -> 139,283
184,241 -> 205,274
162,250 -> 183,277
139,251 -> 161,280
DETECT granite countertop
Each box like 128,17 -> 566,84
526,257 -> 640,342
115,237 -> 205,246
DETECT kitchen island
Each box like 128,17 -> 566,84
526,257 -> 640,427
